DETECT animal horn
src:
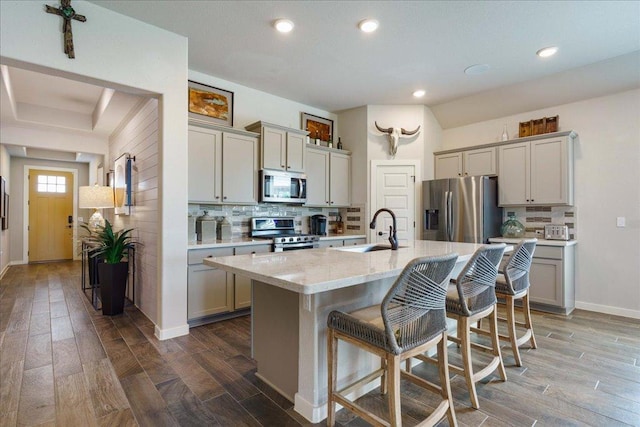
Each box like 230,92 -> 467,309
401,125 -> 421,136
375,121 -> 393,134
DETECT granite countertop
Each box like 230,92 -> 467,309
489,237 -> 577,247
203,240 -> 507,295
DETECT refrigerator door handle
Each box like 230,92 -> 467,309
447,190 -> 454,241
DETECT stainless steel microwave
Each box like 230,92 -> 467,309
260,169 -> 307,203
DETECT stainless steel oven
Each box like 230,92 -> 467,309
251,217 -> 319,252
260,170 -> 307,204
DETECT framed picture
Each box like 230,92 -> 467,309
114,153 -> 132,215
302,112 -> 333,142
188,80 -> 234,127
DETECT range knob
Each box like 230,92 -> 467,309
289,237 -> 294,242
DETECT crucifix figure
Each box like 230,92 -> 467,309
45,0 -> 86,59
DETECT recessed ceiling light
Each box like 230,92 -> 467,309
274,19 -> 294,33
536,46 -> 558,58
358,19 -> 379,33
413,90 -> 426,98
464,64 -> 490,75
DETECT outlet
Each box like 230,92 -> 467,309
616,217 -> 626,228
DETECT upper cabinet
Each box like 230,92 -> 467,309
188,123 -> 259,204
498,134 -> 574,206
245,121 -> 307,173
435,147 -> 497,179
305,146 -> 351,207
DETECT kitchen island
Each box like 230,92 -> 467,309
204,240 -> 501,423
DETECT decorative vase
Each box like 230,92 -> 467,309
501,214 -> 525,238
98,261 -> 129,315
501,124 -> 509,141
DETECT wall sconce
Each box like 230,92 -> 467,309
79,184 -> 114,232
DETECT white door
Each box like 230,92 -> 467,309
372,162 -> 417,246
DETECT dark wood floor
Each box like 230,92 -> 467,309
1,261 -> 639,426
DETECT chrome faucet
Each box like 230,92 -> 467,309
370,208 -> 398,250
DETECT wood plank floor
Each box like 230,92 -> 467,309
1,261 -> 639,426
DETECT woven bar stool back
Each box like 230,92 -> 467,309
327,253 -> 459,427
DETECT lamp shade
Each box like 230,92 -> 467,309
79,185 -> 115,209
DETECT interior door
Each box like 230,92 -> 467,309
373,164 -> 415,246
28,169 -> 74,262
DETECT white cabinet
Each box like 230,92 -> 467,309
318,237 -> 366,248
435,147 -> 496,179
498,134 -> 574,206
306,146 -> 351,207
245,121 -> 307,173
187,247 -> 234,321
188,124 -> 259,204
342,238 -> 366,246
233,243 -> 271,309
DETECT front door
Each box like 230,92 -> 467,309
372,162 -> 416,246
28,169 -> 74,262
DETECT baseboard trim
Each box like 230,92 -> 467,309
154,323 -> 189,340
575,301 -> 640,320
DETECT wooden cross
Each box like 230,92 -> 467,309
45,0 -> 86,59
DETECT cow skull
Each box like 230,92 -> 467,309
374,122 -> 421,156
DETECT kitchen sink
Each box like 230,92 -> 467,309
335,244 -> 406,253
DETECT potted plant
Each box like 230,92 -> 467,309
83,220 -> 135,315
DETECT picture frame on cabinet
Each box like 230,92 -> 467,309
302,112 -> 333,142
188,80 -> 234,127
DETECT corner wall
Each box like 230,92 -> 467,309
0,144 -> 10,276
441,89 -> 640,318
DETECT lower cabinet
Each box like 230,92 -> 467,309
187,243 -> 272,325
187,247 -> 234,321
233,244 -> 271,309
318,237 -> 366,248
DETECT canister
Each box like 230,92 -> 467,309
196,211 -> 217,242
218,216 -> 232,240
188,214 -> 196,242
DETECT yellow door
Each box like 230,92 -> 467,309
29,170 -> 74,262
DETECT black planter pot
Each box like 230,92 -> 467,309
98,261 -> 129,315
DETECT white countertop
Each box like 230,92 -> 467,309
489,237 -> 577,247
188,234 -> 366,249
204,240 -> 505,295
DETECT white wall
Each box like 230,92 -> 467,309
441,89 -> 640,318
108,99 -> 159,323
189,70 -> 336,134
1,0 -> 189,338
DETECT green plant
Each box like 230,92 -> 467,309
82,220 -> 135,264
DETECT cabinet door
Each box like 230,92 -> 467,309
435,153 -> 463,179
330,152 -> 351,206
222,133 -> 258,204
498,142 -> 529,206
530,138 -> 571,205
262,126 -> 286,170
464,147 -> 497,176
305,148 -> 330,206
286,132 -> 306,172
188,126 -> 222,202
187,264 -> 232,319
233,244 -> 271,309
529,258 -> 563,307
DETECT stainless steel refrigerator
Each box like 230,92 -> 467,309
422,176 -> 502,243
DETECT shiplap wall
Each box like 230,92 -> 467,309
108,98 -> 159,323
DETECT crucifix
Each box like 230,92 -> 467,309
45,0 -> 86,59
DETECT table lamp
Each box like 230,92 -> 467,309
79,184 -> 115,232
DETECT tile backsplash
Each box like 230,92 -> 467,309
505,206 -> 577,239
188,203 -> 364,237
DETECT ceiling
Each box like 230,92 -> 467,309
2,1 -> 639,162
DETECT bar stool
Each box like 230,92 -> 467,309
327,254 -> 459,427
494,238 -> 538,366
418,244 -> 507,410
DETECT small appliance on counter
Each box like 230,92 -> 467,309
310,214 -> 328,236
544,224 -> 570,240
196,211 -> 217,242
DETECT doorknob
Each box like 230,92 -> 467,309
378,231 -> 385,236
